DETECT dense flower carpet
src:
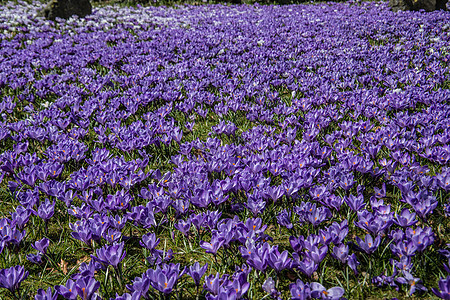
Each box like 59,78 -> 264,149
0,0 -> 449,299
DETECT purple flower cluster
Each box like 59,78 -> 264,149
0,0 -> 449,299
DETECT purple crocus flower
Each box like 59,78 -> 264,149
70,220 -> 93,246
262,277 -> 280,298
126,275 -> 151,299
140,233 -> 160,252
110,291 -> 141,300
307,206 -> 331,227
339,173 -> 355,191
75,277 -> 100,300
374,183 -> 386,198
413,196 -> 438,219
103,228 -> 122,244
187,262 -> 208,287
276,209 -> 293,229
391,256 -> 413,272
354,210 -> 391,236
347,253 -> 360,274
55,279 -> 78,300
0,265 -> 29,293
296,257 -> 318,278
35,198 -> 55,221
145,263 -> 184,295
240,242 -> 270,271
355,234 -> 381,254
395,271 -> 428,295
152,271 -> 177,294
203,272 -> 224,296
390,240 -> 418,257
310,282 -> 345,299
174,219 -> 191,237
289,236 -> 304,254
393,208 -> 417,227
27,253 -> 43,264
200,233 -> 225,255
267,247 -> 292,272
332,244 -> 349,264
35,287 -> 57,300
290,279 -> 311,300
245,196 -> 266,216
321,194 -> 344,211
264,186 -> 284,203
344,194 -> 366,212
304,245 -> 328,264
91,242 -> 126,269
328,220 -> 349,245
206,288 -> 237,300
231,272 -> 250,298
32,238 -> 50,254
432,275 -> 450,299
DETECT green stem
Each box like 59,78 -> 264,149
104,266 -> 110,290
115,264 -> 124,291
11,290 -> 19,300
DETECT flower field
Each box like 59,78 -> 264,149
0,1 -> 449,299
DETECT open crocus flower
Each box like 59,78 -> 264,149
355,234 -> 381,254
432,276 -> 450,300
55,279 -> 78,300
396,271 -> 428,295
91,242 -> 126,269
290,279 -> 311,300
393,208 -> 418,227
35,287 -> 58,300
310,282 -> 345,299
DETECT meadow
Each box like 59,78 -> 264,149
0,1 -> 449,299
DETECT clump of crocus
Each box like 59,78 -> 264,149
433,275 -> 450,299
0,265 -> 28,299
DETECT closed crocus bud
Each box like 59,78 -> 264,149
187,262 -> 208,287
32,238 -> 50,255
262,277 -> 276,294
27,253 -> 43,265
348,254 -> 360,275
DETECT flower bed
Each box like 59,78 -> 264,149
0,1 -> 449,299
